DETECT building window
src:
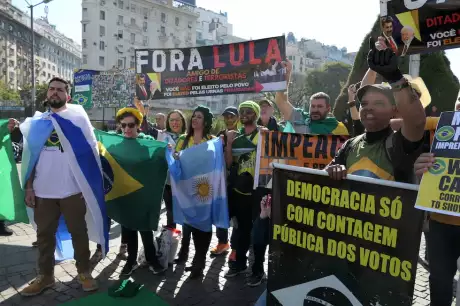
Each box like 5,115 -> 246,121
83,7 -> 88,15
130,33 -> 135,44
160,26 -> 165,35
82,24 -> 87,32
161,13 -> 166,23
143,21 -> 147,31
9,60 -> 14,67
130,60 -> 135,68
118,15 -> 123,24
48,73 -> 51,78
82,39 -> 87,48
9,71 -> 14,80
99,56 -> 105,66
131,4 -> 136,12
118,59 -> 123,68
52,66 -> 55,71
100,25 -> 105,36
100,10 -> 105,20
99,41 -> 105,51
143,36 -> 148,46
118,30 -> 123,39
175,17 -> 179,26
143,7 -> 148,17
9,48 -> 14,56
131,18 -> 136,25
83,55 -> 87,64
48,63 -> 50,69
118,0 -> 123,8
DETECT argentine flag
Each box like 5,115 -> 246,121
20,104 -> 109,260
166,137 -> 229,232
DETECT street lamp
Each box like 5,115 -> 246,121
28,0 -> 53,114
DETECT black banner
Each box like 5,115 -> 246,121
379,0 -> 460,56
268,166 -> 423,306
134,36 -> 286,100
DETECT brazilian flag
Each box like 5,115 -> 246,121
94,130 -> 168,231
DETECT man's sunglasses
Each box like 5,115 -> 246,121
121,123 -> 136,129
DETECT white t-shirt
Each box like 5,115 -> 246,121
33,130 -> 81,199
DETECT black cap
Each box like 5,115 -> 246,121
222,106 -> 238,116
357,83 -> 396,105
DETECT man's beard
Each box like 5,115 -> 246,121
47,99 -> 66,109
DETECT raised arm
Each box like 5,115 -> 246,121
274,60 -> 295,121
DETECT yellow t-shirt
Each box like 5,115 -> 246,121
175,134 -> 215,152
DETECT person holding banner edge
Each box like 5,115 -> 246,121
325,38 -> 426,184
413,101 -> 460,306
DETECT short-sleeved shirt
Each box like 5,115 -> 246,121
289,107 -> 349,135
34,130 -> 81,199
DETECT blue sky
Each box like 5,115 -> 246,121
12,0 -> 460,81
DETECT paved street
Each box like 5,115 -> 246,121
0,212 -> 457,306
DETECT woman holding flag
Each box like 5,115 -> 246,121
114,107 -> 165,276
172,105 -> 215,279
160,109 -> 187,229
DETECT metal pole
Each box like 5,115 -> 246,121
409,54 -> 420,78
30,5 -> 36,115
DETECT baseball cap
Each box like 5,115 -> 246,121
222,106 -> 238,116
257,99 -> 273,107
356,83 -> 396,105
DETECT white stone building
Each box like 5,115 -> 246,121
0,0 -> 81,90
81,0 -> 198,70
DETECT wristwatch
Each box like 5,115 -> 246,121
347,100 -> 356,108
390,78 -> 410,92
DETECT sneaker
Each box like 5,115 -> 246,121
93,245 -> 103,262
149,263 -> 167,275
210,243 -> 230,255
247,272 -> 266,287
225,266 -> 247,278
189,268 -> 204,279
120,262 -> 138,276
20,275 -> 55,297
228,250 -> 236,262
0,226 -> 13,236
77,273 -> 98,292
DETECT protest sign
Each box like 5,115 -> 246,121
134,36 -> 286,99
72,69 -> 136,109
268,164 -> 422,306
254,131 -> 349,188
416,111 -> 460,216
379,0 -> 460,56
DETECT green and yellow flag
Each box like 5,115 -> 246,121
0,120 -> 27,223
94,130 -> 168,231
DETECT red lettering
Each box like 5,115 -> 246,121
265,39 -> 282,64
249,41 -> 262,65
213,46 -> 225,68
229,43 -> 244,66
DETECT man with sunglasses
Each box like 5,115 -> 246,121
224,101 -> 266,283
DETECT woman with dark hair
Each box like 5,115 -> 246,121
113,107 -> 165,276
173,105 -> 215,279
162,109 -> 187,229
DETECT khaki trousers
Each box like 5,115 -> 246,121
34,193 -> 90,276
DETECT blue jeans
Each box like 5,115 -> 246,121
251,217 -> 270,274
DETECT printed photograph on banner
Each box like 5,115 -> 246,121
267,167 -> 423,306
91,70 -> 136,108
416,111 -> 460,216
379,0 -> 460,56
254,131 -> 348,188
72,69 -> 95,110
135,36 -> 287,100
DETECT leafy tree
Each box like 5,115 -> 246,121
333,16 -> 459,122
288,73 -> 308,109
0,82 -> 20,103
304,62 -> 352,110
